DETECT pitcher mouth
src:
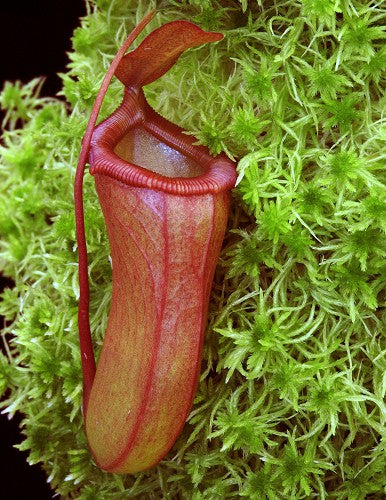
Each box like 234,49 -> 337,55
89,89 -> 237,195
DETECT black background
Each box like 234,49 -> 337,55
0,1 -> 86,497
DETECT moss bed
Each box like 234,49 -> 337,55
0,0 -> 385,498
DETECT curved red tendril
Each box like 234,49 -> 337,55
74,9 -> 156,413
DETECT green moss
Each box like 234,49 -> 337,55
0,0 -> 385,498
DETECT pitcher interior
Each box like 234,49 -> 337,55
114,127 -> 205,178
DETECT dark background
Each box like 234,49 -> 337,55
0,1 -> 86,497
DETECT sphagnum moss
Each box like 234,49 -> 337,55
0,0 -> 385,498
